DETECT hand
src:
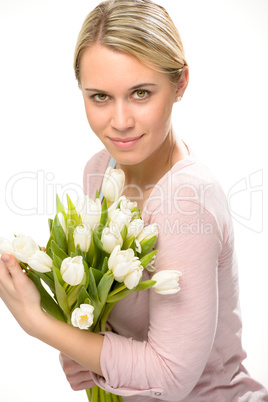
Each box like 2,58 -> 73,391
0,254 -> 42,334
59,353 -> 96,390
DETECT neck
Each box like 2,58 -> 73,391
117,129 -> 187,194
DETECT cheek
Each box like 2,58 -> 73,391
140,101 -> 173,130
84,102 -> 106,132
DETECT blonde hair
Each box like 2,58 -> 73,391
74,0 -> 187,86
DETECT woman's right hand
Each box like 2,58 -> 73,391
59,353 -> 96,390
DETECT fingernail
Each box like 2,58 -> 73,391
1,254 -> 11,263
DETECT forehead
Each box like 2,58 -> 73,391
79,44 -> 170,89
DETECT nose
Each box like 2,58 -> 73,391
110,100 -> 135,131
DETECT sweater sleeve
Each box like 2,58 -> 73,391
92,199 -> 224,400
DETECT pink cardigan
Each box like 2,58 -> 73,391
83,148 -> 268,401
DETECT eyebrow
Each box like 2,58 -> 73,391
84,83 -> 157,92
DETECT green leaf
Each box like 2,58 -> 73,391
120,224 -> 128,243
106,287 -> 134,303
100,197 -> 108,227
88,267 -> 99,304
51,214 -> 68,253
48,218 -> 53,234
140,250 -> 158,269
56,194 -> 67,217
93,231 -> 104,251
106,279 -> 156,303
122,236 -> 135,251
67,194 -> 79,224
75,286 -> 91,309
46,233 -> 53,259
135,279 -> 156,291
52,253 -> 63,270
95,188 -> 100,199
74,244 -> 84,257
91,267 -> 103,287
35,271 -> 56,294
85,234 -> 96,267
106,283 -> 126,302
139,235 -> 157,257
97,271 -> 114,304
28,271 -> 66,322
53,266 -> 70,315
101,256 -> 109,274
67,224 -> 76,255
51,240 -> 68,262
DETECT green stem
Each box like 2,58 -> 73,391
106,284 -> 126,299
85,387 -> 123,401
86,386 -> 99,401
100,302 -> 116,332
100,388 -> 106,402
112,394 -> 123,401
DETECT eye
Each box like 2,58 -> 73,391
132,90 -> 150,100
92,93 -> 109,102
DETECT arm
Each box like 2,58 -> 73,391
0,254 -> 104,376
91,201 -> 223,400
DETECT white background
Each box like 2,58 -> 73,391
0,0 -> 267,400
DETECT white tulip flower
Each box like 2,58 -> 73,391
126,219 -> 144,239
109,208 -> 131,233
151,270 -> 182,295
108,245 -> 140,283
0,238 -> 15,255
12,234 -> 39,263
76,195 -> 102,230
60,256 -> 85,286
71,304 -> 94,330
102,167 -> 125,203
119,196 -> 137,213
28,250 -> 53,273
146,255 -> 156,273
124,264 -> 143,289
137,223 -> 158,243
73,225 -> 91,253
101,226 -> 123,254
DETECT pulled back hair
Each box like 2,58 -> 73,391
74,0 -> 187,86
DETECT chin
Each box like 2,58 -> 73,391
111,151 -> 146,166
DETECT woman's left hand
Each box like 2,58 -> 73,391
0,254 -> 43,334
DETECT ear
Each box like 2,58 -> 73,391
174,66 -> 189,101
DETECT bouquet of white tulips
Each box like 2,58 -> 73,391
0,167 -> 181,402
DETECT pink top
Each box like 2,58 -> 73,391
83,148 -> 268,401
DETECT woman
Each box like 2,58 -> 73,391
0,0 -> 267,400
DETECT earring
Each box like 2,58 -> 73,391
176,96 -> 182,102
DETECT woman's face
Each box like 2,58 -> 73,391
80,44 -> 180,166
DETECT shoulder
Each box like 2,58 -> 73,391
83,148 -> 111,197
144,153 -> 232,243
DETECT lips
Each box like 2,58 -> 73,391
109,135 -> 144,149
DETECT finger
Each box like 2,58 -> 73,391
59,353 -> 77,369
60,353 -> 84,374
0,255 -> 15,291
71,379 -> 95,391
0,254 -> 26,290
59,352 -> 71,365
0,256 -> 10,277
1,254 -> 21,276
